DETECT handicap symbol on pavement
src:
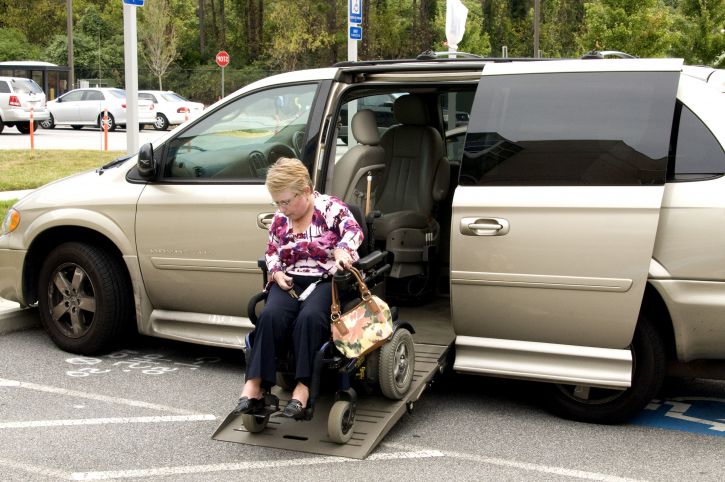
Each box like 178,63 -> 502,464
632,397 -> 725,437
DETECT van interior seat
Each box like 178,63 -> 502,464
331,108 -> 386,207
373,94 -> 450,279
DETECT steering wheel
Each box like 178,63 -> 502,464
267,143 -> 297,163
292,130 -> 305,157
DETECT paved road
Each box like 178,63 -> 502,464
2,326 -> 724,481
0,124 -> 164,151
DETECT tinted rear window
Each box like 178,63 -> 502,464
0,81 -> 9,94
11,78 -> 42,95
670,102 -> 725,180
461,72 -> 679,186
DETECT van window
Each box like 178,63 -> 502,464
11,78 -> 42,95
0,81 -> 10,94
162,83 -> 318,181
670,102 -> 725,181
461,72 -> 679,186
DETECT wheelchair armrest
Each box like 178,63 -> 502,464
355,249 -> 387,270
247,291 -> 268,325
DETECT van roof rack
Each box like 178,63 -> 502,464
581,50 -> 637,59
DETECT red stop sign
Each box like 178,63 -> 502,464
215,51 -> 230,68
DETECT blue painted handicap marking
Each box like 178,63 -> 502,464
631,397 -> 725,437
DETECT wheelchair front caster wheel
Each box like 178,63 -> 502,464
242,413 -> 269,433
328,400 -> 355,444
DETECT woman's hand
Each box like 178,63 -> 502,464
272,271 -> 294,290
334,248 -> 353,270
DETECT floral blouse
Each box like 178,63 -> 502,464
265,192 -> 364,277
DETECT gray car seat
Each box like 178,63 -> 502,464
331,109 -> 386,210
373,94 -> 450,279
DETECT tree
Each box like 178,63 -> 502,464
671,0 -> 725,67
0,28 -> 41,61
578,0 -> 678,57
139,0 -> 179,90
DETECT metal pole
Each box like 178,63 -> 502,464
66,0 -> 74,90
534,0 -> 540,58
221,67 -> 225,98
123,3 -> 140,154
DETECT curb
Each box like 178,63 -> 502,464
0,307 -> 40,335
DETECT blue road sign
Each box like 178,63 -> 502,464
123,0 -> 145,6
349,0 -> 363,24
349,26 -> 362,41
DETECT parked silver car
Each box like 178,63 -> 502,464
138,90 -> 204,130
40,87 -> 155,131
2,55 -> 725,427
0,76 -> 50,134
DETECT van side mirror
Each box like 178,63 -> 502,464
137,143 -> 157,180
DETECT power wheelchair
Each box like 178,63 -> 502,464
240,211 -> 416,444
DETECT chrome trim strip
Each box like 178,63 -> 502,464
453,336 -> 632,388
450,271 -> 632,292
150,257 -> 260,273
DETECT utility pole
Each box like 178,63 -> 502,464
534,0 -> 540,58
66,0 -> 74,89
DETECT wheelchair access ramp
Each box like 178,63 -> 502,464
212,343 -> 448,460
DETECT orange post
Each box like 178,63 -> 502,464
103,108 -> 109,151
29,108 -> 34,150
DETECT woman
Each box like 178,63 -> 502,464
234,157 -> 364,419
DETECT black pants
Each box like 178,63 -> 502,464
245,275 -> 332,388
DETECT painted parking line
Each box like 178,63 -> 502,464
0,377 -> 200,415
631,397 -> 725,437
0,414 -> 216,429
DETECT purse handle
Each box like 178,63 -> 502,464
330,266 -> 381,323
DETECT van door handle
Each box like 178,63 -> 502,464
257,213 -> 274,229
460,217 -> 510,236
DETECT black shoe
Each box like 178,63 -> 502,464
280,398 -> 306,419
232,396 -> 264,415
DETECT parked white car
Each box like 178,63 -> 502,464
138,90 -> 204,130
0,76 -> 50,134
40,87 -> 156,131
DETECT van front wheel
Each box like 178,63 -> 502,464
37,242 -> 132,355
547,314 -> 665,424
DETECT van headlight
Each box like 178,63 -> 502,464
1,208 -> 20,236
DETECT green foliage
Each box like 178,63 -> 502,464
670,0 -> 725,67
0,28 -> 40,61
578,0 -> 678,57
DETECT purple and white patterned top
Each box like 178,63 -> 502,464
265,192 -> 363,276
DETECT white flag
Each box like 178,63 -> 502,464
446,0 -> 469,51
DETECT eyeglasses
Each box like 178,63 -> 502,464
271,192 -> 299,208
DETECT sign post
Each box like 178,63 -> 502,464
123,0 -> 143,154
216,51 -> 230,99
348,0 -> 363,62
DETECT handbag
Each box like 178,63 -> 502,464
330,266 -> 393,358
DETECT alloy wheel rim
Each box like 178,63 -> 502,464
47,263 -> 97,338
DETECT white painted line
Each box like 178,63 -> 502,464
69,450 -> 444,480
0,457 -> 71,480
0,414 -> 216,429
383,443 -> 646,482
0,377 -> 197,415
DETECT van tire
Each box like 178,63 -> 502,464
547,313 -> 665,424
37,242 -> 133,355
16,121 -> 34,134
378,328 -> 415,400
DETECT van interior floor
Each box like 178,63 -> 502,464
398,296 -> 455,346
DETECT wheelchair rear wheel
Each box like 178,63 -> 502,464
379,328 -> 415,400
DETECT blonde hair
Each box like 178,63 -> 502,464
265,157 -> 313,195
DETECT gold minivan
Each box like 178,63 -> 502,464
2,55 -> 724,425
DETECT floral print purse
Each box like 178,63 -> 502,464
330,267 -> 393,358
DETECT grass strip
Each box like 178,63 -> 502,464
0,150 -> 124,191
0,199 -> 18,223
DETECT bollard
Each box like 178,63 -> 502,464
103,108 -> 109,151
29,108 -> 35,150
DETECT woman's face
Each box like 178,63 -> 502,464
271,187 -> 309,220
